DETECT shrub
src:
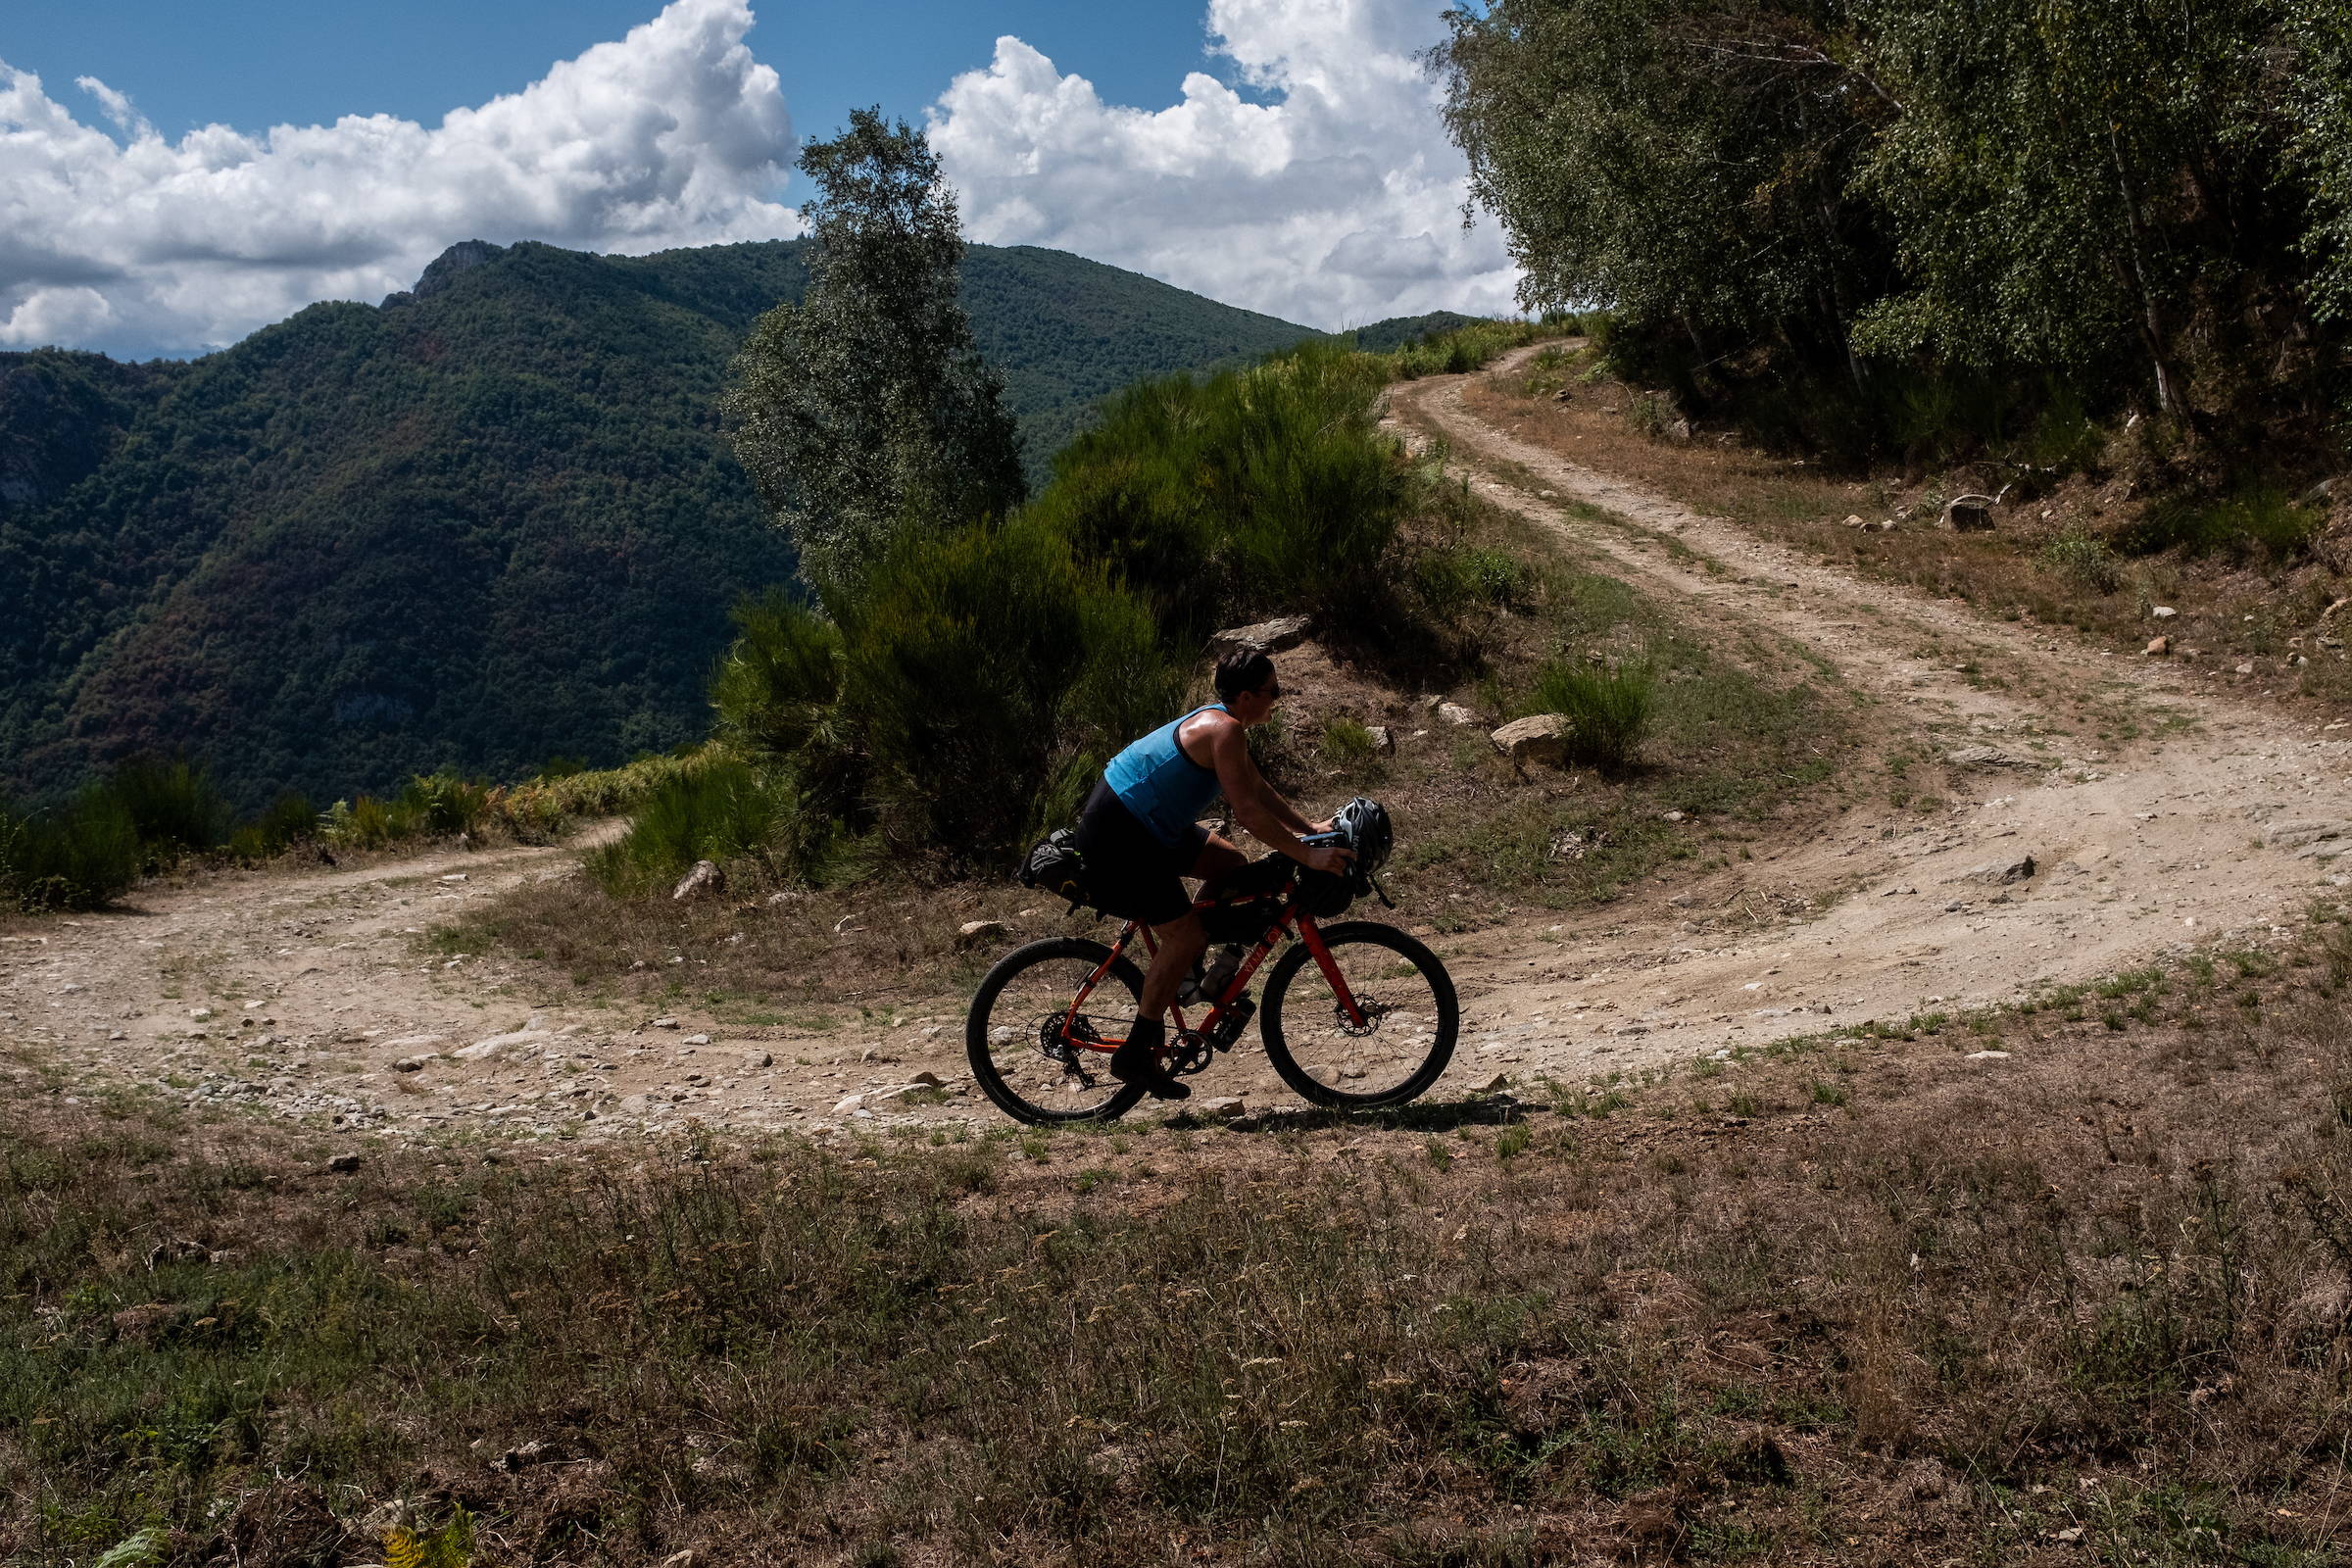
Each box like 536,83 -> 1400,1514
0,789 -> 142,910
1320,716 -> 1381,768
2039,527 -> 2125,594
2119,487 -> 2322,561
1531,660 -> 1655,769
397,770 -> 491,838
107,757 -> 228,862
586,760 -> 796,895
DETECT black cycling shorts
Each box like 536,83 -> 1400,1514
1073,779 -> 1208,926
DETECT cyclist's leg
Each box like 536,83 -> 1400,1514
1188,832 -> 1249,901
1139,909 -> 1210,1020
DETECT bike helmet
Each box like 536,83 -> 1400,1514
1333,797 -> 1394,883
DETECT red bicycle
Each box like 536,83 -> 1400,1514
965,848 -> 1458,1125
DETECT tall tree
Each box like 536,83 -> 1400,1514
724,110 -> 1025,599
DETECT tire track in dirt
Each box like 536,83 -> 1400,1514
1390,345 -> 2352,1084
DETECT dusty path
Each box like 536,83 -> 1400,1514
11,347 -> 2352,1144
1392,344 -> 2352,1083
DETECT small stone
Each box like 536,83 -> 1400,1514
833,1095 -> 864,1113
1366,725 -> 1396,756
670,859 -> 722,902
748,1050 -> 775,1069
327,1152 -> 363,1173
455,1024 -> 554,1062
189,1007 -> 214,1021
2150,605 -> 2178,619
1841,514 -> 1866,527
957,919 -> 1012,947
392,1056 -> 430,1072
1945,745 -> 2024,769
2145,635 -> 2171,656
1954,855 -> 2035,885
1964,1050 -> 2012,1060
1468,1072 -> 1510,1094
907,1069 -> 945,1088
439,873 -> 468,883
683,1033 -> 710,1046
1206,615 -> 1311,659
1439,702 -> 1484,728
1490,713 -> 1572,767
1200,1096 -> 1246,1119
2234,661 -> 2256,676
653,1017 -> 680,1030
1660,809 -> 1686,822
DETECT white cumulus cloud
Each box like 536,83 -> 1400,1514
927,0 -> 1519,331
0,0 -> 798,356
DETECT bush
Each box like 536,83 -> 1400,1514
397,770 -> 491,838
586,760 -> 798,895
2038,528 -> 2125,594
106,758 -> 228,861
1531,660 -> 1655,769
2118,487 -> 2322,561
1320,716 -> 1382,769
0,789 -> 142,910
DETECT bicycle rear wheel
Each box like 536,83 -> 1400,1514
966,938 -> 1150,1125
1260,922 -> 1457,1109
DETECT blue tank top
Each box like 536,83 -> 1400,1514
1104,704 -> 1229,847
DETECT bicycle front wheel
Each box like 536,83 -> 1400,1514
966,938 -> 1150,1125
1261,922 -> 1457,1109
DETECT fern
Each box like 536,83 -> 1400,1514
383,1507 -> 472,1568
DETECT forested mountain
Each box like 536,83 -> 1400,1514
0,239 -> 1319,810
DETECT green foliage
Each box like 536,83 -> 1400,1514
1029,343 -> 1409,644
1320,716 -> 1381,768
1436,0 -> 2352,455
587,760 -> 802,895
1530,661 -> 1656,770
106,758 -> 227,859
723,111 -> 1025,596
2117,488 -> 2323,562
0,787 -> 141,911
1,240 -> 1318,816
2038,528 -> 2124,595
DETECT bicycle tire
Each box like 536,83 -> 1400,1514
966,938 -> 1151,1125
1260,921 -> 1458,1109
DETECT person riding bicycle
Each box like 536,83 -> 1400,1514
1074,649 -> 1352,1100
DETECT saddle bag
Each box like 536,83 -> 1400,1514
1017,827 -> 1093,908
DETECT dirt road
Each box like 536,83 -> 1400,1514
10,347 -> 2352,1141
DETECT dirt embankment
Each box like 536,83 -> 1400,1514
10,345 -> 2352,1138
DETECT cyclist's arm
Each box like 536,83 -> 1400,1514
1208,722 -> 1348,870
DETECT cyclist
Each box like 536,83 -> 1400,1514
1073,648 -> 1352,1099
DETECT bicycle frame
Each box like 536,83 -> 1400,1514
1054,894 -> 1369,1055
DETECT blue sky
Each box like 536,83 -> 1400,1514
0,1 -> 1519,356
5,1 -> 1229,153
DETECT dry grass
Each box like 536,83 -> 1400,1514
12,919 -> 2352,1564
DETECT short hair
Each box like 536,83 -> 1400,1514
1213,649 -> 1276,703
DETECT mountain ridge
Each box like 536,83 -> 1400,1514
0,238 -> 1477,811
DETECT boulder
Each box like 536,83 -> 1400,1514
1437,702 -> 1483,728
671,859 -> 722,902
2265,820 -> 2352,858
1207,615 -> 1311,659
1939,494 -> 1997,531
455,1019 -> 554,1061
1491,713 -> 1574,768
